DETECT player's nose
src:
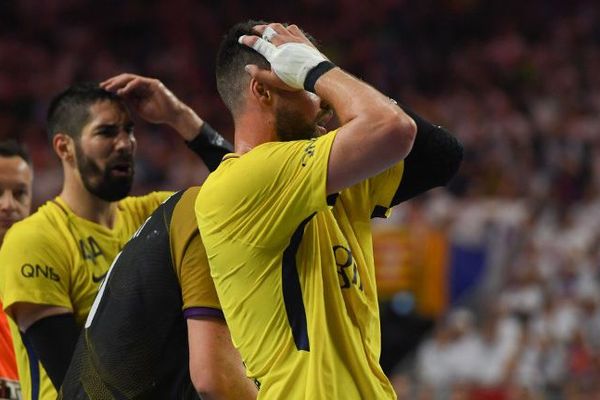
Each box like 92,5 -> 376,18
0,191 -> 17,211
114,130 -> 136,153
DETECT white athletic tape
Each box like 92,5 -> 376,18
252,37 -> 277,59
262,26 -> 277,42
239,36 -> 328,89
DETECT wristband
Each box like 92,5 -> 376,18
241,36 -> 331,90
186,122 -> 231,151
304,61 -> 336,93
185,122 -> 233,172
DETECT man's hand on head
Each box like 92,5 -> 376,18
239,23 -> 335,93
100,74 -> 183,125
101,74 -> 203,141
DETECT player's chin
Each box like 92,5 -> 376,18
316,125 -> 327,136
98,179 -> 133,201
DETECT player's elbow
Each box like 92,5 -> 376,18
191,372 -> 227,400
379,109 -> 417,159
437,130 -> 464,186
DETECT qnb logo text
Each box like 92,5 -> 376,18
20,263 -> 60,282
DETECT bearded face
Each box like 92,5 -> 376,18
75,139 -> 134,202
274,91 -> 333,142
73,100 -> 136,202
275,104 -> 319,142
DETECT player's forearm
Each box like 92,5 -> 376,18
197,380 -> 258,400
314,68 -> 400,124
165,100 -> 233,171
193,369 -> 258,400
315,68 -> 416,156
184,121 -> 234,172
166,104 -> 204,141
317,68 -> 417,194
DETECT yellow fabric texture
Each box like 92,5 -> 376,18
196,131 -> 404,399
0,191 -> 169,400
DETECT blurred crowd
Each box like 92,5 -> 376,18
2,0 -> 600,398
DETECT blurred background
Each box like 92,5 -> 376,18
2,0 -> 600,398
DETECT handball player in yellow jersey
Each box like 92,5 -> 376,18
196,21 -> 463,399
0,74 -> 232,400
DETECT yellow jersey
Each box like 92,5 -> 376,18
0,192 -> 169,400
60,188 -> 222,399
196,131 -> 404,399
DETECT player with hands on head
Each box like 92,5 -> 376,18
0,74 -> 232,400
101,74 -> 230,169
196,21 -> 462,399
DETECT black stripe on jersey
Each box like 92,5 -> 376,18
21,332 -> 40,400
371,205 -> 388,219
326,193 -> 339,206
51,200 -> 69,217
281,213 -> 316,352
161,190 -> 185,230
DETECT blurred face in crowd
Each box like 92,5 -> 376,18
273,89 -> 333,142
74,100 -> 136,202
0,156 -> 33,242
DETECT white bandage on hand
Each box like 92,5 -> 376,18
239,36 -> 328,90
261,26 -> 277,42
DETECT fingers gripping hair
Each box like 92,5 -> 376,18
215,20 -> 320,113
46,82 -> 124,143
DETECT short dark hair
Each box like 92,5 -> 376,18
216,20 -> 272,114
0,139 -> 32,165
46,82 -> 124,142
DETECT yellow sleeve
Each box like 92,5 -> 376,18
120,191 -> 173,220
0,222 -> 74,316
177,233 -> 221,312
366,161 -> 405,218
198,131 -> 338,248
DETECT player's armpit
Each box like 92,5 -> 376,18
8,302 -> 72,332
187,317 -> 258,400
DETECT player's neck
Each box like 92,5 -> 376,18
233,111 -> 277,154
59,177 -> 118,228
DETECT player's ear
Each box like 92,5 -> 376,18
53,133 -> 76,163
250,78 -> 273,107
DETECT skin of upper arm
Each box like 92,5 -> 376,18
326,112 -> 416,195
187,317 -> 258,400
8,302 -> 72,332
310,67 -> 417,195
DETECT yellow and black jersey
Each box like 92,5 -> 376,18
0,192 -> 169,400
196,131 -> 404,399
60,187 -> 221,400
